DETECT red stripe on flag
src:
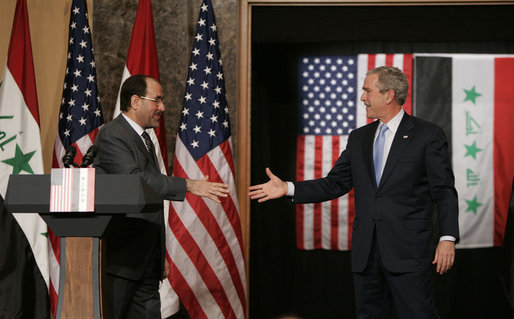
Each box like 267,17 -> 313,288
196,154 -> 244,255
48,228 -> 60,319
219,140 -> 236,177
366,55 -> 377,124
173,158 -> 246,308
124,0 -> 168,172
168,204 -> 236,318
49,281 -> 58,318
348,189 -> 356,249
88,128 -> 101,148
7,0 -> 39,125
367,54 -> 376,72
313,136 -> 323,249
402,54 -> 413,115
87,168 -> 95,211
166,255 -> 208,319
296,135 -> 305,249
493,58 -> 514,246
385,54 -> 394,66
330,136 -> 340,249
126,0 -> 159,80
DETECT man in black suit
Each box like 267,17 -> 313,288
249,66 -> 459,319
94,74 -> 228,319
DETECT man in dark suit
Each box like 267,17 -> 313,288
94,74 -> 228,319
249,66 -> 459,319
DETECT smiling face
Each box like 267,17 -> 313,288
360,73 -> 389,121
132,77 -> 165,129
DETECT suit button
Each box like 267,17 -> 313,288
375,194 -> 382,198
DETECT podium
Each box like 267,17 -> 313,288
4,174 -> 162,319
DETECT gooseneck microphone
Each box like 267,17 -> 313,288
62,145 -> 77,168
80,145 -> 99,167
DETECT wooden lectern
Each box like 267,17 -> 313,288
4,174 -> 162,319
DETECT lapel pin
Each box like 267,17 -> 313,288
403,135 -> 408,139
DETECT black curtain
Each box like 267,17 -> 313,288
249,5 -> 514,319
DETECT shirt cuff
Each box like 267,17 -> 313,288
439,235 -> 456,242
286,182 -> 295,197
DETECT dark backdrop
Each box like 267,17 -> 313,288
249,5 -> 514,319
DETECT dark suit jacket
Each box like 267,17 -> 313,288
93,114 -> 187,280
294,113 -> 459,273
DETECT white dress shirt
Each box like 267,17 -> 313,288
122,113 -> 152,147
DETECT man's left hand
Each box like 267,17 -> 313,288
432,240 -> 455,274
163,258 -> 170,280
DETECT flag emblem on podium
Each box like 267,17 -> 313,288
50,168 -> 95,212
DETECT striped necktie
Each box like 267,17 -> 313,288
141,131 -> 154,153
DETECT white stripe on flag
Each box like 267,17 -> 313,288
452,56 -> 495,248
113,66 -> 131,119
175,137 -> 246,301
356,55 -> 369,129
302,135 -> 315,249
171,197 -> 244,316
165,224 -> 224,318
321,135 -> 333,249
337,135 -> 349,250
0,66 -> 50,289
374,54 -> 386,67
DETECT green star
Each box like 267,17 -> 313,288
464,141 -> 482,160
1,143 -> 36,174
463,85 -> 482,104
465,196 -> 482,215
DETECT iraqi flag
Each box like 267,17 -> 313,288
111,0 -> 181,316
414,54 -> 514,248
0,0 -> 50,317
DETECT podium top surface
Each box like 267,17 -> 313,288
5,174 -> 162,214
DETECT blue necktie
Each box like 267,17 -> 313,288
373,124 -> 388,186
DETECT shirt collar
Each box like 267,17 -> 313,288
378,108 -> 404,135
122,113 -> 146,136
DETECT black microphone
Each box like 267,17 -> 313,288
62,145 -> 77,168
81,145 -> 99,167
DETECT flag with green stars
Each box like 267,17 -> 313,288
0,0 -> 50,315
414,54 -> 514,248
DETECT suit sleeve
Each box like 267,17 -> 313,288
94,126 -> 187,201
293,135 -> 353,204
425,126 -> 460,242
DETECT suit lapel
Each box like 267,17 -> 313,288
378,113 -> 414,189
363,121 -> 379,187
115,115 -> 159,168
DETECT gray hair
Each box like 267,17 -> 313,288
366,66 -> 409,106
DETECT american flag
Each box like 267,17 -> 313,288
49,0 -> 103,315
296,54 -> 412,251
49,168 -> 74,212
169,0 -> 246,318
49,168 -> 95,213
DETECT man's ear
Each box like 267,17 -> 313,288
130,95 -> 139,110
385,89 -> 395,104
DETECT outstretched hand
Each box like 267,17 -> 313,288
248,167 -> 288,202
186,176 -> 229,203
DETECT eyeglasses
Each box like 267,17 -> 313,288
139,95 -> 164,104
